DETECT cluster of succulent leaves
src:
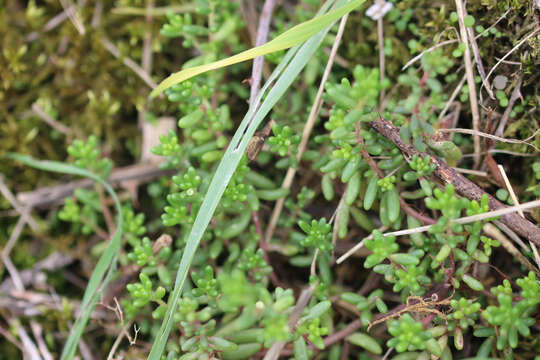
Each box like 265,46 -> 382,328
128,11 -> 539,356
119,3 -> 348,359
314,37 -> 536,355
4,0 -> 540,359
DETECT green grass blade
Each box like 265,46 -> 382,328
147,0 -> 362,358
149,0 -> 365,97
6,153 -> 124,360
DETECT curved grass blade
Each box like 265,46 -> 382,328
6,153 -> 124,360
149,0 -> 365,98
147,0 -> 363,358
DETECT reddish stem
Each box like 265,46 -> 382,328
251,210 -> 282,288
356,123 -> 436,225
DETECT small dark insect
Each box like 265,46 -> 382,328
246,119 -> 275,161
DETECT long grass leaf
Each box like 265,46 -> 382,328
6,153 -> 124,360
149,0 -> 365,97
147,0 -> 362,358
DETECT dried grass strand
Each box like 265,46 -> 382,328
438,128 -> 540,152
264,13 -> 349,243
497,165 -> 540,271
382,199 -> 540,239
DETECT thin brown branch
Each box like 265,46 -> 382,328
483,223 -> 540,278
106,321 -> 135,360
462,149 -> 537,157
80,214 -> 109,240
336,226 -> 386,265
494,75 -> 523,137
340,340 -> 350,360
356,124 -> 436,225
439,74 -> 465,121
382,199 -> 540,239
245,0 -> 281,292
403,39 -> 458,71
3,211 -> 30,258
323,47 -> 349,67
368,116 -> 540,245
2,255 -> 24,291
493,220 -> 528,251
264,286 -> 316,360
370,281 -> 452,327
252,210 -> 282,288
357,134 -> 384,178
398,197 -> 436,225
280,318 -> 363,357
497,164 -> 540,272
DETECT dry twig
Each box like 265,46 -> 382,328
483,223 -> 540,278
368,293 -> 453,331
497,165 -> 540,271
336,226 -> 387,265
356,125 -> 436,226
280,318 -> 364,357
263,285 -> 316,360
438,127 -> 540,152
494,76 -> 524,137
438,74 -> 466,121
368,116 -> 540,245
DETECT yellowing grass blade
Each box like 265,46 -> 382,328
149,0 -> 365,98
